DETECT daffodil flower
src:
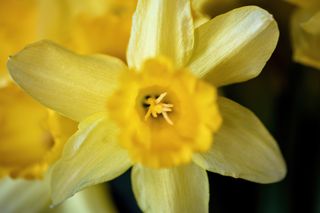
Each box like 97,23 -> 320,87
8,0 -> 286,212
0,83 -> 77,179
0,0 -> 136,178
288,0 -> 320,69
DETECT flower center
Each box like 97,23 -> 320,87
108,57 -> 222,168
144,92 -> 174,125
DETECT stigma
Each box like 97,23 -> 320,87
144,92 -> 174,125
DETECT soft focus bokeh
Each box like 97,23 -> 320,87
1,0 -> 319,212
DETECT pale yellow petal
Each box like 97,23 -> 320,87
51,113 -> 132,206
52,184 -> 117,213
193,97 -> 286,184
0,178 -> 50,213
291,9 -> 320,69
7,40 -> 127,122
127,0 -> 194,69
132,164 -> 209,213
188,6 -> 279,86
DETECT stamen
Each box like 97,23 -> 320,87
144,92 -> 174,125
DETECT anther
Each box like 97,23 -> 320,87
144,92 -> 174,125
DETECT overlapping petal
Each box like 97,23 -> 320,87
127,0 -> 194,69
193,97 -> 286,183
188,6 -> 279,86
50,113 -> 132,206
7,40 -> 128,122
132,164 -> 209,213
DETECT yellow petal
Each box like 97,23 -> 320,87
7,40 -> 128,122
291,9 -> 320,69
52,184 -> 117,213
193,97 -> 286,184
0,0 -> 38,81
51,113 -> 132,206
132,164 -> 209,213
127,0 -> 194,69
39,0 -> 137,60
0,178 -> 50,213
188,6 -> 279,86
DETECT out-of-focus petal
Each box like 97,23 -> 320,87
287,0 -> 320,9
127,0 -> 194,69
7,40 -> 128,122
291,9 -> 320,69
132,163 -> 209,213
51,113 -> 132,206
193,97 -> 287,184
52,184 -> 117,213
0,178 -> 50,213
39,0 -> 137,60
188,6 -> 279,86
0,0 -> 37,81
0,84 -> 63,179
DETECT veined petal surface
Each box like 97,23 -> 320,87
193,97 -> 286,183
127,0 -> 194,69
188,6 -> 279,86
50,113 -> 132,206
7,40 -> 127,122
132,163 -> 209,213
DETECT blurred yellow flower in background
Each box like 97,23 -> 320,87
0,0 -> 136,81
0,0 -> 37,82
288,0 -> 320,69
0,0 -> 136,211
8,0 -> 286,211
0,83 -> 76,179
39,0 -> 136,61
0,0 -> 137,179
